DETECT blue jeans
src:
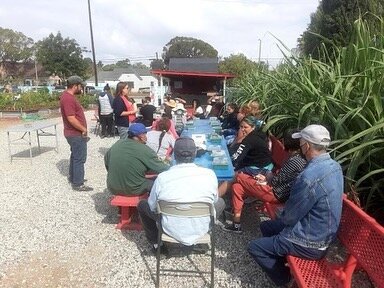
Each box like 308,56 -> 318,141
117,126 -> 129,139
66,136 -> 87,186
248,219 -> 326,286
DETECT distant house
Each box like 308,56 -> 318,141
151,57 -> 235,106
86,67 -> 158,93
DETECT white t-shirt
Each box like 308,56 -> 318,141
195,106 -> 204,115
148,163 -> 218,246
146,130 -> 176,159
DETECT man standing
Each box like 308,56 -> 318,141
104,123 -> 169,196
60,75 -> 93,191
138,137 -> 225,251
98,84 -> 114,138
248,125 -> 343,286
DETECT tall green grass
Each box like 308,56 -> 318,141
230,16 -> 384,217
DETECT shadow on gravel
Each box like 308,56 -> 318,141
11,146 -> 55,159
122,231 -> 212,287
98,147 -> 109,156
91,188 -> 118,225
214,204 -> 273,287
56,159 -> 69,177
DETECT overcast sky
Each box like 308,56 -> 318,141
1,0 -> 319,66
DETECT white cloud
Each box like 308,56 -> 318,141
1,0 -> 319,66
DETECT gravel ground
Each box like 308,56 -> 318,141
0,111 -> 273,288
0,112 -> 374,288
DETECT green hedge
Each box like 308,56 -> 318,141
0,91 -> 97,110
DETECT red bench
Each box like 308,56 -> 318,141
287,197 -> 384,288
110,194 -> 148,230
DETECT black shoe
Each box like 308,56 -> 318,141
72,184 -> 93,191
191,244 -> 209,254
68,178 -> 87,183
221,223 -> 242,234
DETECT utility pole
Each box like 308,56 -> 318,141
258,39 -> 262,63
87,0 -> 98,86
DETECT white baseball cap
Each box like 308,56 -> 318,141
292,124 -> 331,145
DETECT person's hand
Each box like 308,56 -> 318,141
254,174 -> 266,183
81,131 -> 88,137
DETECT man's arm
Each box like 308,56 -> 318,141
231,143 -> 249,168
147,179 -> 160,212
104,149 -> 110,171
67,115 -> 87,135
143,149 -> 170,173
280,178 -> 317,226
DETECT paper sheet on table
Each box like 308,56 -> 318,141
192,134 -> 207,149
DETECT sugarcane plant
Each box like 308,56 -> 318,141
230,16 -> 384,220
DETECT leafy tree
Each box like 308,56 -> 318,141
83,57 -> 94,78
219,53 -> 266,78
162,36 -> 218,67
0,27 -> 34,63
102,64 -> 115,71
115,58 -> 130,68
150,58 -> 164,70
97,60 -> 103,68
299,0 -> 384,60
35,32 -> 87,79
132,62 -> 148,69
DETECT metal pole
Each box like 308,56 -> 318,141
87,0 -> 98,86
34,58 -> 39,86
258,39 -> 262,63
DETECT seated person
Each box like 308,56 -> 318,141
207,101 -> 225,118
221,103 -> 239,137
226,102 -> 258,148
152,117 -> 179,139
248,125 -> 343,286
219,115 -> 272,196
231,116 -> 272,175
139,97 -> 156,127
104,123 -> 169,196
146,117 -> 176,161
223,129 -> 307,233
247,100 -> 262,119
192,99 -> 205,119
138,137 -> 225,251
163,98 -> 176,119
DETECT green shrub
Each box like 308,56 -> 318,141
232,16 -> 384,216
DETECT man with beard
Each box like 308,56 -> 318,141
60,76 -> 93,191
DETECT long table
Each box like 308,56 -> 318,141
181,119 -> 234,181
6,120 -> 59,163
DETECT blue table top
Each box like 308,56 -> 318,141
181,119 -> 235,181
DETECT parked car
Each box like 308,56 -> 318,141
0,85 -> 21,94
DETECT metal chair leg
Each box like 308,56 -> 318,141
156,225 -> 161,288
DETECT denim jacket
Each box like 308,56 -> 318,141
280,153 -> 343,249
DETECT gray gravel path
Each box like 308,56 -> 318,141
0,111 -> 273,288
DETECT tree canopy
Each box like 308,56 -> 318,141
35,32 -> 87,79
0,27 -> 34,63
162,36 -> 218,67
150,58 -> 165,70
299,0 -> 384,60
219,53 -> 266,77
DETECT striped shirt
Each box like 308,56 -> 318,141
270,153 -> 307,203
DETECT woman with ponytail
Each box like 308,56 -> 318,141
146,117 -> 176,161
